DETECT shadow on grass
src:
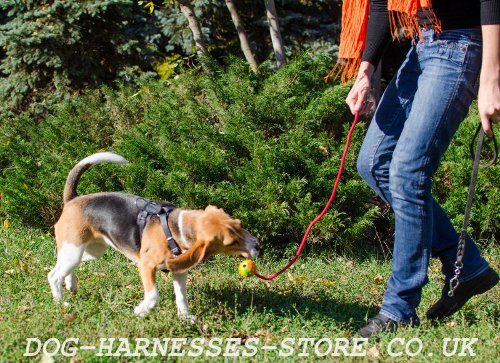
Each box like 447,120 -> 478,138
198,284 -> 375,330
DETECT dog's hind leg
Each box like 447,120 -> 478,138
48,242 -> 84,304
63,240 -> 108,293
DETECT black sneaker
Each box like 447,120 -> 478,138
427,267 -> 499,320
358,313 -> 399,338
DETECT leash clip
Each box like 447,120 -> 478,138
448,276 -> 460,297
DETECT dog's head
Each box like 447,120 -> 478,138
166,206 -> 260,273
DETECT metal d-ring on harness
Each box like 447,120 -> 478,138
448,122 -> 497,297
136,198 -> 182,256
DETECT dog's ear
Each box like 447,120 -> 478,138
223,220 -> 243,245
205,205 -> 220,212
166,240 -> 209,273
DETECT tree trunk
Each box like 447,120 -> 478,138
224,0 -> 258,73
264,0 -> 286,67
176,0 -> 212,75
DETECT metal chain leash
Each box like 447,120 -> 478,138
448,122 -> 497,297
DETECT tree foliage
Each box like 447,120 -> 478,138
0,1 -> 162,114
0,0 -> 342,115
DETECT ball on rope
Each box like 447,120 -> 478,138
238,259 -> 257,277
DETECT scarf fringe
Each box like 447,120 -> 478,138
389,8 -> 441,41
324,58 -> 361,84
327,0 -> 441,84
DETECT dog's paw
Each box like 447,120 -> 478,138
64,274 -> 77,293
178,311 -> 197,323
134,301 -> 155,317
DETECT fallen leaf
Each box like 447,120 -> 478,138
18,260 -> 29,272
287,272 -> 305,284
314,278 -> 335,286
367,345 -> 380,357
63,313 -> 77,323
373,275 -> 384,283
18,306 -> 31,312
70,356 -> 84,363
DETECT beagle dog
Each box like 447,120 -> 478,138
48,152 -> 260,320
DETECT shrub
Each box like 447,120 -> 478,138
433,105 -> 500,244
1,55 -> 497,253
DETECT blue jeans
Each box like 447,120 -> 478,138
357,28 -> 489,323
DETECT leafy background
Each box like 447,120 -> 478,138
1,55 -> 498,253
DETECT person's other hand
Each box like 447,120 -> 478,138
479,24 -> 500,137
346,61 -> 376,115
478,77 -> 500,137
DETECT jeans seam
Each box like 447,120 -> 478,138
379,309 -> 410,324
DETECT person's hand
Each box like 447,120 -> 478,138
346,61 -> 376,115
478,76 -> 500,137
479,24 -> 500,137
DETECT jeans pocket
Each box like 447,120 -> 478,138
434,40 -> 468,66
432,30 -> 482,66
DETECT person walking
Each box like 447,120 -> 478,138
333,0 -> 500,338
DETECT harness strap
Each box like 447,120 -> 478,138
159,210 -> 182,256
136,198 -> 182,257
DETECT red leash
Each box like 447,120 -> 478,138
254,111 -> 360,281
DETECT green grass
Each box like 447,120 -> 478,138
0,226 -> 498,362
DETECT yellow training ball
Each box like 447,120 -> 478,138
238,259 -> 257,277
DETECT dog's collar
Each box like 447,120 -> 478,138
136,198 -> 182,256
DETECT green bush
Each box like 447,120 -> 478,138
433,105 -> 500,243
0,0 -> 159,115
0,55 -> 497,252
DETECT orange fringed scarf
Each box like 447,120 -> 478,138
326,0 -> 441,83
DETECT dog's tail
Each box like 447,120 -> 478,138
63,152 -> 129,204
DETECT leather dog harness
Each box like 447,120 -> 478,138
135,198 -> 182,256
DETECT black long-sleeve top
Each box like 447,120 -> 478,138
361,0 -> 500,66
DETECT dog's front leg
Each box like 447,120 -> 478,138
134,262 -> 159,317
172,272 -> 196,322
